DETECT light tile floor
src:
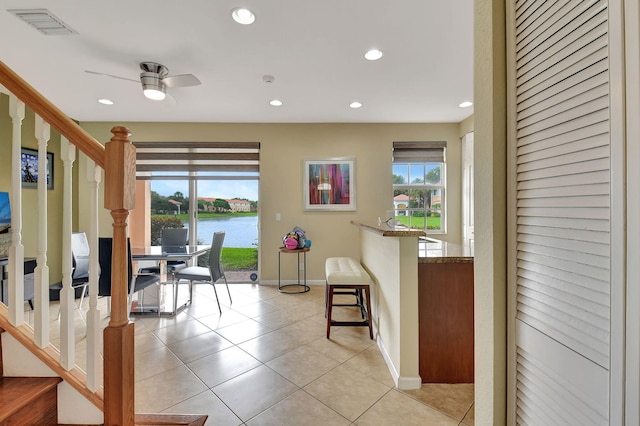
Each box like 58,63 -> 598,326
132,283 -> 474,425
36,281 -> 475,425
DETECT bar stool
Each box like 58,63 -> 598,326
324,257 -> 373,339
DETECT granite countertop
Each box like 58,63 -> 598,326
351,221 -> 427,237
419,238 -> 474,263
351,221 -> 473,263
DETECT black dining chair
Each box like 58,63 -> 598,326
98,237 -> 160,316
174,231 -> 232,314
57,232 -> 91,320
139,228 -> 189,278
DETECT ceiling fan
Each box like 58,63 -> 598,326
85,61 -> 201,101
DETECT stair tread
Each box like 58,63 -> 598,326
135,412 -> 208,426
0,376 -> 62,420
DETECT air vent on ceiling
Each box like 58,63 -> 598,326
8,9 -> 77,35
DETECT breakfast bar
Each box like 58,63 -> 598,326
352,221 -> 474,389
352,221 -> 425,390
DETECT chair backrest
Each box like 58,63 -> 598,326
71,232 -> 90,281
98,237 -> 133,297
208,231 -> 226,282
161,228 -> 188,253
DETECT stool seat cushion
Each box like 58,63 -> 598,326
325,257 -> 372,285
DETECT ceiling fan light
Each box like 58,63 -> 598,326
141,73 -> 166,100
144,88 -> 166,101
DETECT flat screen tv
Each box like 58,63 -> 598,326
0,192 -> 10,234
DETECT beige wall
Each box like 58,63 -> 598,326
459,115 -> 474,138
78,122 -> 466,282
475,0 -> 507,424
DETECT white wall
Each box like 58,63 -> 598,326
360,229 -> 421,390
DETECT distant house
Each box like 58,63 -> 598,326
197,197 -> 251,212
198,197 -> 217,212
227,199 -> 251,212
393,194 -> 410,216
167,199 -> 182,214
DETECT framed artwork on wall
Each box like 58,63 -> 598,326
303,158 -> 356,211
21,147 -> 54,190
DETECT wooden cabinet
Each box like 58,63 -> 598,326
418,260 -> 474,383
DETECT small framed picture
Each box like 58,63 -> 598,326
21,147 -> 54,190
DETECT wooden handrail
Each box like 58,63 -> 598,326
1,61 -> 134,424
0,60 -> 105,168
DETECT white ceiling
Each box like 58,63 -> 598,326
0,0 -> 473,124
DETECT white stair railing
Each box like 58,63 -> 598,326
33,115 -> 51,348
85,158 -> 103,391
1,59 -> 140,423
59,135 -> 76,369
7,95 -> 25,327
2,94 -> 104,390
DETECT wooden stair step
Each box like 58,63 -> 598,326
0,376 -> 62,424
135,412 -> 208,426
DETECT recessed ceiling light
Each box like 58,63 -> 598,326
270,99 -> 283,106
231,8 -> 256,25
459,101 -> 473,108
98,99 -> 113,105
350,101 -> 363,109
364,49 -> 383,61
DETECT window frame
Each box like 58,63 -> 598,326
392,160 -> 446,235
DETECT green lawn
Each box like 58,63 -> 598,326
394,215 -> 441,230
198,247 -> 258,270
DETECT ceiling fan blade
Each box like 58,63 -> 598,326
163,74 -> 201,88
84,70 -> 138,83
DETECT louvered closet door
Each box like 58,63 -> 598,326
512,0 -> 610,424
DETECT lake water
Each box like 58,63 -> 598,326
184,216 -> 258,248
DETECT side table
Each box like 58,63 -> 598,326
278,247 -> 310,293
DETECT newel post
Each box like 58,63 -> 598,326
103,126 -> 136,426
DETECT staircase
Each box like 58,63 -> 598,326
0,376 -> 62,425
0,62 -> 207,425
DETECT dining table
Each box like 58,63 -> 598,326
130,244 -> 210,316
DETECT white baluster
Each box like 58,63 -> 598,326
59,136 -> 75,369
85,158 -> 103,391
8,96 -> 25,326
33,116 -> 50,348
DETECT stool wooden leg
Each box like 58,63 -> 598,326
365,286 -> 373,339
326,285 -> 334,339
357,288 -> 366,319
325,282 -> 329,318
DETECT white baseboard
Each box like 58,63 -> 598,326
376,334 -> 422,390
397,375 -> 422,390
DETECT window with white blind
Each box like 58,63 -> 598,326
392,141 -> 446,233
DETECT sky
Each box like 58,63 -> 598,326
152,179 -> 259,201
